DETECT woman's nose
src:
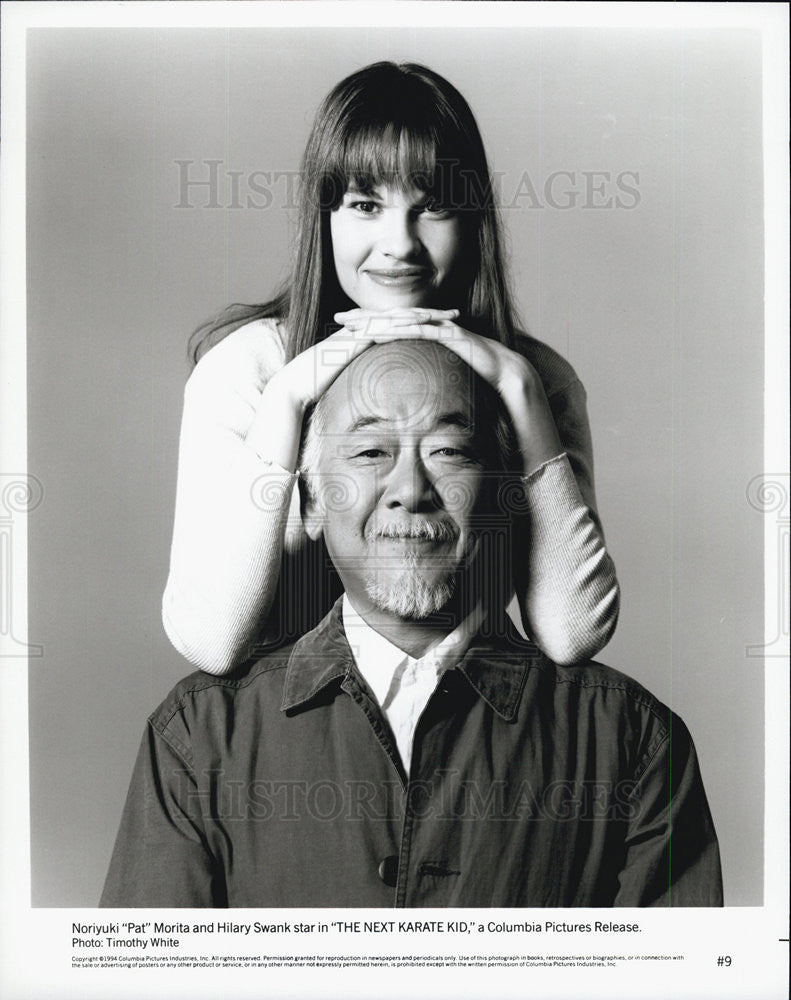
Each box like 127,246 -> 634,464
382,453 -> 437,511
379,208 -> 422,259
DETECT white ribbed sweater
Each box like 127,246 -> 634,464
162,319 -> 619,673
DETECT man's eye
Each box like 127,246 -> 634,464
432,447 -> 474,461
354,448 -> 389,459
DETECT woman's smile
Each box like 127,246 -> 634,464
362,265 -> 433,291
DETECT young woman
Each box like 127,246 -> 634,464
163,61 -> 619,674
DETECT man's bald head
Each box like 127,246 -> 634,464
300,340 -> 513,492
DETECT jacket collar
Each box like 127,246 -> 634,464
281,597 -> 541,722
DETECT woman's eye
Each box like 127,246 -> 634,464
349,200 -> 379,215
355,448 -> 389,459
421,199 -> 453,218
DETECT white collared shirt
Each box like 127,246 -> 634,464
342,594 -> 483,773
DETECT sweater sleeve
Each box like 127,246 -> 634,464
162,321 -> 306,674
514,377 -> 620,665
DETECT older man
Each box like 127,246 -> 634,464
101,341 -> 722,907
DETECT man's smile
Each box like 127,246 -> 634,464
366,519 -> 459,542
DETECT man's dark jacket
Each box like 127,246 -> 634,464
101,600 -> 723,907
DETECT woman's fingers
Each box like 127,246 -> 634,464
365,320 -> 459,342
309,320 -> 488,398
334,307 -> 460,319
334,307 -> 460,330
332,318 -> 519,389
355,321 -> 501,383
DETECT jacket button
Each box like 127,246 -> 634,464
378,855 -> 398,887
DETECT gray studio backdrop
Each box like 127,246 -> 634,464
27,28 -> 764,906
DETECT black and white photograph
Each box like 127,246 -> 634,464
1,2 -> 788,998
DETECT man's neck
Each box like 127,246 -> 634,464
343,593 -> 471,659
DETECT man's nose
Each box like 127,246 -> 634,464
380,208 -> 421,259
381,452 -> 438,511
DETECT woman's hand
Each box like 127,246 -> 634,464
334,307 -> 563,476
245,309 -> 459,470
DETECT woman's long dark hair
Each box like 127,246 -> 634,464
189,61 -> 518,366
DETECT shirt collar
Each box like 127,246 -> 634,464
341,594 -> 485,706
280,596 -> 540,722
341,595 -> 409,707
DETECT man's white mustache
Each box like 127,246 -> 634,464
366,520 -> 459,542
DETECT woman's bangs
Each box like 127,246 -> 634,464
331,122 -> 467,204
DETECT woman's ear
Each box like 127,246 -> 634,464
299,476 -> 324,541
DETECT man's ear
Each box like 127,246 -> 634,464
299,476 -> 324,541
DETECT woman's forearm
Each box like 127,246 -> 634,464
514,454 -> 619,665
162,322 -> 306,673
162,413 -> 300,673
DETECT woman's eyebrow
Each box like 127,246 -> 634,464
345,183 -> 381,198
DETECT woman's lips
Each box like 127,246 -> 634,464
363,267 -> 431,287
